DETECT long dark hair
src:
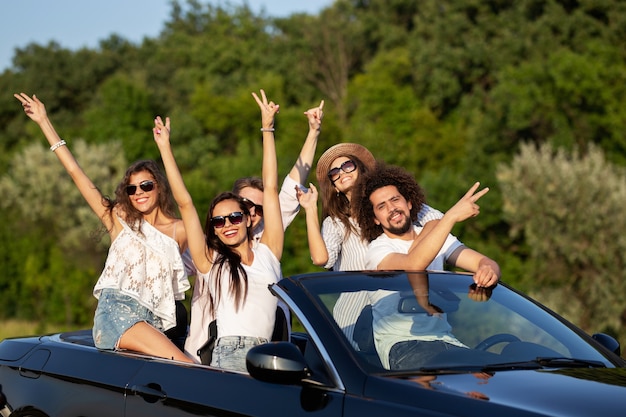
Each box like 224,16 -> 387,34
318,155 -> 371,238
104,160 -> 177,233
204,191 -> 253,313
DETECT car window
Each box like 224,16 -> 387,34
299,271 -> 614,373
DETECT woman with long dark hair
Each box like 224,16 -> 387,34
155,90 -> 283,371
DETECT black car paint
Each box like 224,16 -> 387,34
0,271 -> 625,417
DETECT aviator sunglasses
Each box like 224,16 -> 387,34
241,198 -> 263,217
210,212 -> 245,229
126,180 -> 156,196
328,159 -> 357,182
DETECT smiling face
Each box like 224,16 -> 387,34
329,156 -> 359,195
211,199 -> 251,247
127,171 -> 159,214
370,185 -> 413,238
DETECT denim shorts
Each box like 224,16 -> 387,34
210,336 -> 268,373
93,288 -> 162,350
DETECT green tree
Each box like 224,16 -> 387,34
0,140 -> 127,324
496,142 -> 626,341
83,75 -> 155,162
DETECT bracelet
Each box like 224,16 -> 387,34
50,140 -> 67,152
260,128 -> 275,132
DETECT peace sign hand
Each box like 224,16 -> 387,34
14,93 -> 47,124
152,116 -> 171,147
446,182 -> 489,223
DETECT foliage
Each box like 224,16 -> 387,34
497,142 -> 626,339
1,0 -> 626,342
0,140 -> 126,324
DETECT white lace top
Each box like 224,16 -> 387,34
93,216 -> 190,331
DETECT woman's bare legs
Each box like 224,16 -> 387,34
118,321 -> 194,363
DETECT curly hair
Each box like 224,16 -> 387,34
354,162 -> 426,242
203,191 -> 253,314
104,160 -> 177,233
318,156 -> 372,238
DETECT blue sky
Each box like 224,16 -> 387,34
0,0 -> 333,72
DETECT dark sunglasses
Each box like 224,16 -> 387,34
210,212 -> 245,229
126,180 -> 156,196
241,198 -> 263,217
328,160 -> 357,182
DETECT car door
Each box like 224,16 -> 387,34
124,358 -> 345,417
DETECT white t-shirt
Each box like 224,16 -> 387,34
363,226 -> 465,369
369,290 -> 466,369
184,243 -> 281,362
322,204 -> 443,271
365,225 -> 463,270
185,175 -> 299,361
331,206 -> 444,350
212,243 -> 281,339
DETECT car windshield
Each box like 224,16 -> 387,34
295,271 -> 615,374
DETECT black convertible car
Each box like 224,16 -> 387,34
1,270 -> 625,416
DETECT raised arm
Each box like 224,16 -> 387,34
252,90 -> 283,260
288,100 -> 324,185
14,93 -> 116,233
153,116 -> 212,273
377,182 -> 489,271
296,183 -> 329,266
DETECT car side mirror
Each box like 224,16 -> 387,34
246,342 -> 309,384
592,333 -> 621,356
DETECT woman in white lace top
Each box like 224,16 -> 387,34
14,93 -> 193,363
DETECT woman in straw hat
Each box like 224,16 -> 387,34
297,143 -> 443,271
296,143 -> 444,349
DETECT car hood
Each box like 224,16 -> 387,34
378,367 -> 626,416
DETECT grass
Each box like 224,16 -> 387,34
0,319 -> 83,342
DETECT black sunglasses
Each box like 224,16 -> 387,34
126,180 -> 156,196
210,212 -> 245,229
328,160 -> 357,182
241,198 -> 263,217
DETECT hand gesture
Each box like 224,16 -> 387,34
304,100 -> 324,132
153,116 -> 171,147
252,89 -> 279,129
445,182 -> 489,223
14,93 -> 47,124
296,183 -> 318,210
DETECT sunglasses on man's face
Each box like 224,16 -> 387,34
210,212 -> 245,229
126,180 -> 156,196
241,198 -> 263,217
328,160 -> 357,182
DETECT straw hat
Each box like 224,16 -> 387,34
315,143 -> 376,185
